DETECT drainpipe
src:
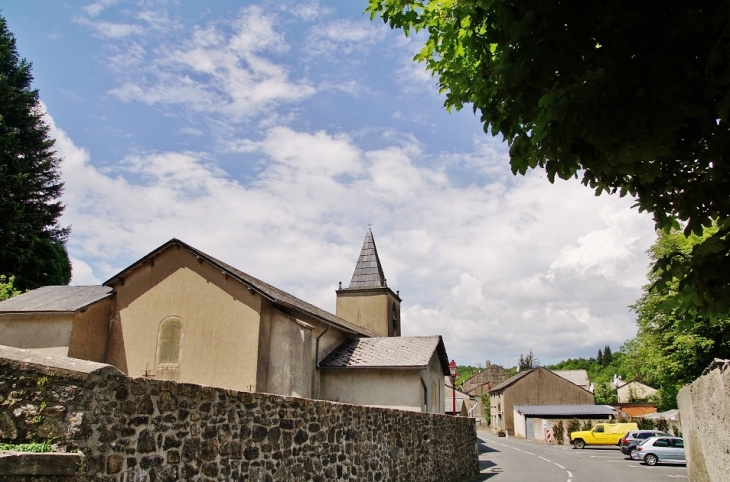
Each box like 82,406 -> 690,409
420,374 -> 428,412
315,324 -> 330,369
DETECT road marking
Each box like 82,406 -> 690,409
538,456 -> 551,462
523,451 -> 535,455
567,471 -> 573,478
554,463 -> 565,469
510,447 -> 521,451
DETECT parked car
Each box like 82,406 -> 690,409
620,430 -> 671,459
570,422 -> 638,448
636,436 -> 686,466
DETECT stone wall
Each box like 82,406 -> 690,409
677,363 -> 730,482
0,346 -> 478,481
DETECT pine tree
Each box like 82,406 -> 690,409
603,345 -> 613,365
597,348 -> 604,366
0,15 -> 71,289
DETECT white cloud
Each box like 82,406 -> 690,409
105,6 -> 315,119
305,19 -> 382,58
82,0 -> 122,18
74,17 -> 144,39
51,111 -> 656,367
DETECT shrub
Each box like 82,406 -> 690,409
672,424 -> 683,438
581,420 -> 593,431
567,418 -> 581,435
637,418 -> 655,430
655,418 -> 669,433
553,420 -> 565,445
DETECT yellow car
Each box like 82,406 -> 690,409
570,422 -> 638,448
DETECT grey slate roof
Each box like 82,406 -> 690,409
553,369 -> 591,389
104,239 -> 378,337
0,286 -> 113,313
348,228 -> 386,289
319,336 -> 450,374
513,405 -> 616,417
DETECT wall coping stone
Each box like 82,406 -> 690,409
0,451 -> 84,475
0,345 -> 123,381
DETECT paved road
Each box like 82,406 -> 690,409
468,430 -> 688,482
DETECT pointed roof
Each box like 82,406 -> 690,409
348,228 -> 386,289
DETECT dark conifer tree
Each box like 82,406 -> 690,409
603,345 -> 612,365
597,348 -> 604,366
0,15 -> 71,289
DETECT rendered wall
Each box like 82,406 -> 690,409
335,288 -> 400,337
68,299 -> 111,363
677,365 -> 730,482
0,313 -> 74,356
0,345 -> 479,482
106,248 -> 262,393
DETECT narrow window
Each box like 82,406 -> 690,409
392,304 -> 398,331
156,317 -> 182,366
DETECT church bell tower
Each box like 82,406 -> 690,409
336,228 -> 401,337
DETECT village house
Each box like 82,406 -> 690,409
489,367 -> 595,435
0,229 -> 448,413
461,360 -> 508,396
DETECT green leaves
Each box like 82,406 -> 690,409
369,0 -> 730,319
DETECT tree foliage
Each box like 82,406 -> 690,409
0,274 -> 20,301
0,15 -> 71,290
367,0 -> 730,317
628,227 -> 730,409
518,349 -> 539,371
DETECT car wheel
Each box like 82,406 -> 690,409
629,448 -> 639,460
644,454 -> 658,466
574,439 -> 585,449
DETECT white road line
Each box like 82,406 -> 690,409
554,463 -> 565,469
538,456 -> 551,462
523,451 -> 535,455
567,471 -> 573,478
510,447 -> 521,451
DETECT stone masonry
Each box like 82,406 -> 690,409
0,346 -> 479,481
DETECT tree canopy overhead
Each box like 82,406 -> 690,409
368,0 -> 730,316
0,15 -> 71,289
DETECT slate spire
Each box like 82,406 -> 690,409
348,227 -> 386,288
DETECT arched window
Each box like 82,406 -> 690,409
156,317 -> 182,366
392,304 -> 398,331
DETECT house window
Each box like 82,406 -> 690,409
392,304 -> 398,331
156,317 -> 182,366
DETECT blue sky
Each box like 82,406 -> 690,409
3,1 -> 657,367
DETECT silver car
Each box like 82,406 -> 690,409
636,436 -> 686,466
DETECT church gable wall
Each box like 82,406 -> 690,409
106,247 -> 262,393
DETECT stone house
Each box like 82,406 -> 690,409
444,378 -> 481,419
461,361 -> 508,396
489,367 -> 595,435
0,229 -> 448,413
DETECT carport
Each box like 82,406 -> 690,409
513,405 -> 616,442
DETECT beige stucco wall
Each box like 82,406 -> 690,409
336,289 -> 400,337
616,381 -> 657,402
68,298 -> 111,363
491,369 -> 594,434
106,247 -> 263,393
319,351 -> 444,412
260,306 -> 314,398
0,313 -> 74,356
677,366 -> 730,482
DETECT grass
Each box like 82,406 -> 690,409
0,441 -> 52,452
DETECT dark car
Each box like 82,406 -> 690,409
620,430 -> 671,459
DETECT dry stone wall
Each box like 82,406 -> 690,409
0,346 -> 478,481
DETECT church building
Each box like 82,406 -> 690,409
0,229 -> 448,413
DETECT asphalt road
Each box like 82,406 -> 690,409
468,430 -> 689,482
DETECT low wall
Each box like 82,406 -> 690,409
0,346 -> 478,481
677,363 -> 730,482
